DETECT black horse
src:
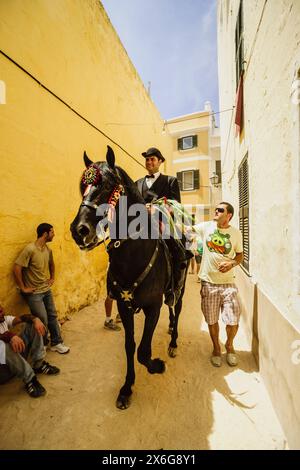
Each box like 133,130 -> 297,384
70,146 -> 187,409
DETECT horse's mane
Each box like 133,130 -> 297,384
115,165 -> 146,205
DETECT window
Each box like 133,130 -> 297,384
177,170 -> 199,191
238,154 -> 249,271
235,0 -> 244,89
178,135 -> 198,150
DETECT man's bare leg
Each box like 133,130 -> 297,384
225,324 -> 239,353
208,323 -> 221,356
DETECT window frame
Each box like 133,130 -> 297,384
177,169 -> 200,192
178,135 -> 198,151
182,170 -> 194,190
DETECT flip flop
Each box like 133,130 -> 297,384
226,353 -> 238,366
210,355 -> 222,367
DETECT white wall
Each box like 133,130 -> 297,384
218,0 -> 300,329
217,0 -> 300,448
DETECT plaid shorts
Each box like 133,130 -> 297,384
200,281 -> 240,326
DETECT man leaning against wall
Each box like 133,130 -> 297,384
13,223 -> 70,354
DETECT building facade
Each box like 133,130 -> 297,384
165,102 -> 222,223
218,0 -> 300,448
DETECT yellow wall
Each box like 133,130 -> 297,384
167,114 -> 209,135
0,0 -> 172,317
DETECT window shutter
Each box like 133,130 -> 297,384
216,160 -> 222,183
177,138 -> 183,150
192,135 -> 198,148
176,171 -> 183,191
235,0 -> 244,89
238,154 -> 249,271
193,169 -> 200,189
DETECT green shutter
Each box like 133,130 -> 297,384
176,172 -> 183,191
193,170 -> 199,189
216,160 -> 222,183
177,138 -> 183,150
192,135 -> 198,148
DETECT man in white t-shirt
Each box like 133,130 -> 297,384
194,202 -> 243,368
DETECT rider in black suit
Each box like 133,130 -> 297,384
136,149 -> 180,204
136,147 -> 192,306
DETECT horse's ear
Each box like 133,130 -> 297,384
106,145 -> 115,169
83,151 -> 93,168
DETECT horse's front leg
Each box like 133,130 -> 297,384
137,302 -> 165,374
168,307 -> 175,335
116,302 -> 135,410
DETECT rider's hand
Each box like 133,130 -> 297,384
146,204 -> 156,215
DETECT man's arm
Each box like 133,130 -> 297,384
13,264 -> 35,293
169,177 -> 181,203
48,255 -> 55,287
218,252 -> 244,273
12,314 -> 46,336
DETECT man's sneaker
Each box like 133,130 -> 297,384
104,319 -> 121,331
50,342 -> 70,354
33,360 -> 60,375
25,376 -> 46,398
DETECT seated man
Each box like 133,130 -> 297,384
0,303 -> 59,398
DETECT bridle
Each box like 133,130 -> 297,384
80,184 -> 124,211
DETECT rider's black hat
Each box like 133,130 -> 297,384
141,147 -> 165,162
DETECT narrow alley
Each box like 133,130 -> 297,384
0,275 -> 286,450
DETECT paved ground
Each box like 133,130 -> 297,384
0,274 -> 287,450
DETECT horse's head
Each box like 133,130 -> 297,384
70,146 -> 122,250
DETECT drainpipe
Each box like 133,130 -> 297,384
291,72 -> 300,294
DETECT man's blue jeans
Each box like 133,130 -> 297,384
22,290 -> 63,346
3,323 -> 45,384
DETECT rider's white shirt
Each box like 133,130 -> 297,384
145,172 -> 160,189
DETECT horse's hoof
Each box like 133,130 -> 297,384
116,394 -> 131,410
168,346 -> 177,358
148,358 -> 165,374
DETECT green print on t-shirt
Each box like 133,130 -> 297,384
206,229 -> 232,255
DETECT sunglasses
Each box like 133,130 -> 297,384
215,207 -> 225,213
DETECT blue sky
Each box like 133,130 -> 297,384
101,0 -> 219,121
